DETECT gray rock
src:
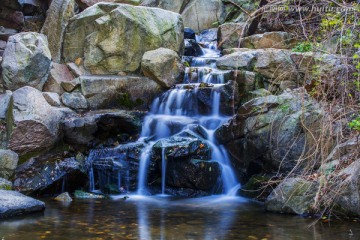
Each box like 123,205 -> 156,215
331,160 -> 360,216
7,86 -> 66,157
63,3 -> 184,74
265,178 -> 318,215
43,63 -> 75,94
218,22 -> 246,49
217,50 -> 258,70
151,135 -> 221,193
80,75 -> 162,110
217,49 -> 344,91
216,88 -> 324,179
41,0 -> 76,63
88,142 -> 147,192
141,0 -> 226,32
43,92 -> 61,107
0,150 -> 18,179
54,192 -> 73,202
153,135 -> 212,160
61,92 -> 88,110
66,62 -> 86,77
0,190 -> 45,219
1,32 -> 51,91
63,110 -> 142,145
13,156 -> 86,194
0,90 -> 12,119
181,0 -> 225,33
61,78 -> 80,92
167,159 -> 222,191
141,48 -> 184,88
241,32 -> 297,49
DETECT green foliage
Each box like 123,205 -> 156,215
348,115 -> 360,131
292,42 -> 312,53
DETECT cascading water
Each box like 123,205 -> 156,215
136,34 -> 240,196
87,31 -> 240,196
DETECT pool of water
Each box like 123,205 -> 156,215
0,195 -> 359,240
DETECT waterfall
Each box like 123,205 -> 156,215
137,142 -> 155,195
89,166 -> 95,192
135,35 -> 239,195
87,31 -> 240,196
161,148 -> 166,195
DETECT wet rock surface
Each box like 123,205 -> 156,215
0,190 -> 45,219
13,155 -> 87,195
63,110 -> 143,146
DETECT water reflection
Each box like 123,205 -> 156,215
1,196 -> 360,240
132,195 -> 246,240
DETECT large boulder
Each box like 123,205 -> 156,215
216,49 -> 345,92
265,178 -> 318,215
1,32 -> 51,91
166,159 -> 222,191
41,0 -> 76,63
329,158 -> 360,216
0,150 -> 19,180
7,87 -> 67,157
87,142 -> 147,193
0,190 -> 45,219
218,22 -> 246,50
151,134 -> 222,194
63,110 -> 143,146
80,75 -> 163,110
142,0 -> 226,33
13,155 -> 86,194
241,32 -> 297,49
141,48 -> 184,88
63,3 -> 184,74
181,0 -> 225,33
215,88 -> 324,181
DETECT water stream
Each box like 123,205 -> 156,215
137,38 -> 239,195
1,197 -> 359,240
88,34 -> 240,196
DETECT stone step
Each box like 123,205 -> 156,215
79,75 -> 163,110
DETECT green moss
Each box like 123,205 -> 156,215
74,190 -> 106,199
0,185 -> 12,190
241,175 -> 271,200
118,93 -> 144,110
